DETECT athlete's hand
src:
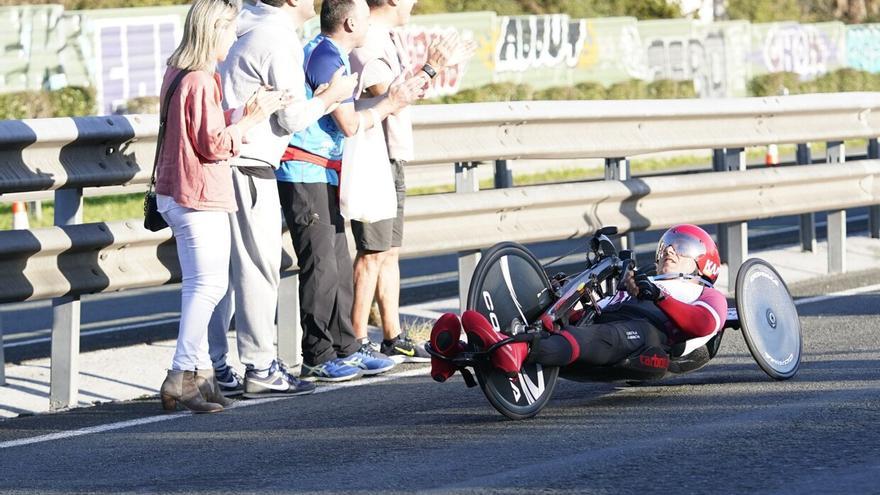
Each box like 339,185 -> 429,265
634,272 -> 665,302
624,268 -> 639,298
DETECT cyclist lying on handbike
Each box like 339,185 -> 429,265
430,224 -> 729,381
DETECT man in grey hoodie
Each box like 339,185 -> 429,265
210,0 -> 358,398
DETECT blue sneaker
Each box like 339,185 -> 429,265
341,342 -> 396,376
301,358 -> 362,382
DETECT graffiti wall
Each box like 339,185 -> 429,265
635,19 -> 750,97
4,3 -> 880,115
750,22 -> 846,79
847,24 -> 880,72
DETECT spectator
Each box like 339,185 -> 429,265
208,0 -> 358,398
349,0 -> 474,363
276,0 -> 425,381
156,0 -> 287,413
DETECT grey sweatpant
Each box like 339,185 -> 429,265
208,167 -> 281,371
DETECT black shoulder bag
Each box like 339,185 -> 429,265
144,69 -> 190,232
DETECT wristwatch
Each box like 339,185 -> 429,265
421,63 -> 437,79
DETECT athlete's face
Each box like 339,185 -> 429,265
656,244 -> 698,277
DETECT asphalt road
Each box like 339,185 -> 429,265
0,277 -> 878,494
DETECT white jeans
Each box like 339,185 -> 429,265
159,195 -> 231,371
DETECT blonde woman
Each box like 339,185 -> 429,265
156,0 -> 287,413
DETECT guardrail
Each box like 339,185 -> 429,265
1,93 -> 879,409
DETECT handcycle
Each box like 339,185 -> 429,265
425,226 -> 803,420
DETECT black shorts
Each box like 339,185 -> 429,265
350,159 -> 405,252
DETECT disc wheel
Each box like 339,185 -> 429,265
735,258 -> 802,380
466,242 -> 560,419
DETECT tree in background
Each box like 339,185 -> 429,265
2,0 -> 878,24
726,0 -> 880,22
413,0 -> 679,19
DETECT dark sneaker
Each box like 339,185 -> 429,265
341,342 -> 396,375
301,358 -> 362,382
381,334 -> 432,363
214,364 -> 244,397
243,360 -> 316,398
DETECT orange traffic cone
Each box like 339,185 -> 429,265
765,144 -> 779,166
11,201 -> 29,229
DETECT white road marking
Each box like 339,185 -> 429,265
0,367 -> 429,450
4,318 -> 181,348
794,283 -> 880,306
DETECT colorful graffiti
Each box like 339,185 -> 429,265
399,26 -> 469,98
754,23 -> 845,78
643,31 -> 728,97
847,24 -> 880,73
494,15 -> 587,72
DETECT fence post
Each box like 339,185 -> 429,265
50,188 -> 83,411
869,138 -> 880,239
277,270 -> 301,371
722,149 -> 747,278
604,157 -> 635,250
796,143 -> 816,252
826,141 -> 846,273
494,160 -> 513,189
712,149 -> 728,263
456,162 -> 480,312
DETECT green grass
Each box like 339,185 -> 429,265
0,192 -> 144,230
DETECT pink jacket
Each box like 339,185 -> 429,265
155,68 -> 241,211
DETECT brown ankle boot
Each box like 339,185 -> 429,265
195,369 -> 235,407
160,370 -> 224,413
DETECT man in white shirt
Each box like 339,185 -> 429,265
349,0 -> 473,363
210,0 -> 357,398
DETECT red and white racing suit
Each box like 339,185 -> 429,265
527,280 -> 729,374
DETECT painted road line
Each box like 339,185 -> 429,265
794,283 -> 880,306
0,367 -> 430,450
4,317 -> 181,348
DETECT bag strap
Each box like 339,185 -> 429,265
149,69 -> 191,190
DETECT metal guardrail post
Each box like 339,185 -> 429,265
869,139 -> 880,239
494,160 -> 513,189
712,149 -> 729,262
604,157 -> 635,250
826,141 -> 846,273
277,271 -> 301,371
456,162 -> 480,312
797,144 -> 817,252
50,188 -> 83,411
723,149 -> 748,278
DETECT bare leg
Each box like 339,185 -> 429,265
351,250 -> 385,340
375,247 -> 401,341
